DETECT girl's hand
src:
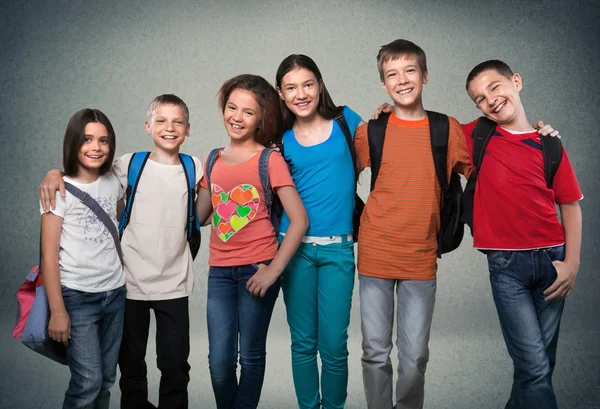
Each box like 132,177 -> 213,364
246,264 -> 280,297
48,309 -> 71,345
371,102 -> 394,119
40,169 -> 66,212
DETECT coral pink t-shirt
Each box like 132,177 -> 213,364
200,150 -> 295,266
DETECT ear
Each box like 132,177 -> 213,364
277,87 -> 284,101
423,72 -> 428,85
186,122 -> 191,137
512,73 -> 523,91
144,121 -> 152,135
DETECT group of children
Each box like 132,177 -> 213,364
38,38 -> 582,409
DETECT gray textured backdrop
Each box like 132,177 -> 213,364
1,0 -> 598,408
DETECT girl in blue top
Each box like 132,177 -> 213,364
275,54 -> 364,409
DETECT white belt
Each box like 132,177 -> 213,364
280,233 -> 353,246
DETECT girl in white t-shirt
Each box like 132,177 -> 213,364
40,108 -> 126,409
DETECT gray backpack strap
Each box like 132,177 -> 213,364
259,148 -> 275,216
64,182 -> 123,265
205,148 -> 223,193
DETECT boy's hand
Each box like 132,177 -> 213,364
544,260 -> 579,301
269,143 -> 281,152
371,103 -> 394,119
48,309 -> 71,345
533,121 -> 561,139
40,169 -> 66,212
246,264 -> 280,297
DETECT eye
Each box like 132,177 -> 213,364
286,86 -> 295,91
387,73 -> 396,78
227,105 -> 235,111
492,85 -> 499,91
156,119 -> 165,123
245,111 -> 254,117
83,136 -> 91,142
175,120 -> 184,125
305,83 -> 313,88
407,69 -> 416,73
100,138 -> 109,144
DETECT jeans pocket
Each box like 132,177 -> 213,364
61,286 -> 89,300
547,245 -> 566,263
487,251 -> 517,270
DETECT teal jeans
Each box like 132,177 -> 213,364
280,235 -> 356,409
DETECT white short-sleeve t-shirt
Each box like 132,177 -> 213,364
40,173 -> 125,292
112,153 -> 203,301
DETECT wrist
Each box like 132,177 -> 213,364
564,258 -> 580,269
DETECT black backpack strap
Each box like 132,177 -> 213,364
367,113 -> 390,191
334,107 -> 358,181
205,148 -> 222,194
426,111 -> 450,191
118,151 -> 150,238
472,117 -> 496,171
258,148 -> 275,216
541,136 -> 563,189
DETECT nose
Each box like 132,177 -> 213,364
90,139 -> 101,151
232,110 -> 243,122
165,121 -> 175,131
296,87 -> 307,99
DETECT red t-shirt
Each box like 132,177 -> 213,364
462,120 -> 583,250
199,150 -> 295,266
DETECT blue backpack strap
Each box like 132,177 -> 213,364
179,153 -> 196,239
205,148 -> 223,194
118,152 -> 150,238
259,148 -> 275,216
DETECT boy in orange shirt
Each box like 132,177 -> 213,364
354,39 -> 472,409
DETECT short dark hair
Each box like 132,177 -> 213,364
377,39 -> 428,82
466,60 -> 514,91
63,108 -> 116,177
218,74 -> 283,147
275,54 -> 343,130
147,94 -> 190,124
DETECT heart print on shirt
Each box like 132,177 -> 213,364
211,184 -> 260,242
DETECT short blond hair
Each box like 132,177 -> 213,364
376,39 -> 428,82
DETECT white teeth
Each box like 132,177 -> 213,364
493,101 -> 507,113
231,124 -> 242,129
162,135 -> 177,139
398,88 -> 412,95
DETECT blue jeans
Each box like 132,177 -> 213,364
207,261 -> 281,409
62,285 -> 126,409
487,245 -> 566,409
281,236 -> 355,409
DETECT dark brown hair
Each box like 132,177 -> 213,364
376,39 -> 428,82
218,74 -> 283,146
466,60 -> 514,91
275,54 -> 343,130
63,108 -> 116,177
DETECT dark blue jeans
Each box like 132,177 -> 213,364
207,261 -> 281,409
487,245 -> 566,409
62,285 -> 126,409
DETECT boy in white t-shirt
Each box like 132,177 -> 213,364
40,95 -> 202,409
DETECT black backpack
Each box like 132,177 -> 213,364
462,116 -> 563,235
367,111 -> 464,257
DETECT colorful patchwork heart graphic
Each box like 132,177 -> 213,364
211,183 -> 260,242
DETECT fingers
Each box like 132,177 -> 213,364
39,185 -> 49,213
533,120 -> 544,130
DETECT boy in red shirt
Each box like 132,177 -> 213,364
464,60 -> 583,409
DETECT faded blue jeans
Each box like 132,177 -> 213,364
207,261 -> 280,409
62,285 -> 126,409
488,245 -> 566,409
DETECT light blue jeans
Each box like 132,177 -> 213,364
281,236 -> 356,409
62,285 -> 126,409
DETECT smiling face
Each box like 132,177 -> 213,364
381,54 -> 428,111
222,88 -> 262,142
278,67 -> 321,121
77,122 -> 110,172
145,103 -> 190,153
467,69 -> 524,126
